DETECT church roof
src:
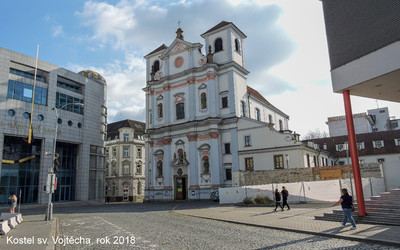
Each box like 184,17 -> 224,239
107,119 -> 145,140
144,44 -> 168,58
201,21 -> 247,38
247,86 -> 288,118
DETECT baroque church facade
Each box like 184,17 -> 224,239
143,21 -> 292,201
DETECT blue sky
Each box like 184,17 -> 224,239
2,0 -> 399,137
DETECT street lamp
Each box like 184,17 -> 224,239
46,102 -> 84,222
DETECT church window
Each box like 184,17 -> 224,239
158,103 -> 163,118
176,102 -> 185,120
235,38 -> 240,52
255,108 -> 261,121
157,160 -> 163,177
241,101 -> 246,117
224,143 -> 231,154
200,92 -> 207,109
215,38 -> 223,53
221,96 -> 228,108
153,60 -> 160,72
244,135 -> 251,147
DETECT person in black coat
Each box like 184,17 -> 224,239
281,186 -> 290,210
274,189 -> 283,212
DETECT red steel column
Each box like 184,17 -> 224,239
343,90 -> 366,216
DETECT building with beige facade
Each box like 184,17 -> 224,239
105,119 -> 145,202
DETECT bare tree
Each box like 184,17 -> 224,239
302,129 -> 329,140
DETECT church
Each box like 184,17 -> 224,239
143,21 -> 321,201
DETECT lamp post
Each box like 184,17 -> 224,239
46,102 -> 84,222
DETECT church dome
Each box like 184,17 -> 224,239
78,70 -> 106,85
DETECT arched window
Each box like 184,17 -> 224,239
176,102 -> 185,120
153,60 -> 160,72
200,92 -> 207,109
241,101 -> 246,117
235,39 -> 240,52
214,38 -> 223,53
255,108 -> 261,121
269,114 -> 273,124
157,103 -> 163,118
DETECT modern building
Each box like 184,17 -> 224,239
105,119 -> 146,202
143,21 -> 330,201
327,107 -> 399,137
306,130 -> 400,190
0,47 -> 107,205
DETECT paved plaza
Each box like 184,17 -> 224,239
0,201 -> 399,249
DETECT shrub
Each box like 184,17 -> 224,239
254,195 -> 273,204
243,196 -> 255,204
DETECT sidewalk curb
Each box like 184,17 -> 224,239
45,218 -> 57,250
171,210 -> 400,247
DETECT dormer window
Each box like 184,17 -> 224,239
153,60 -> 160,72
235,38 -> 240,52
215,38 -> 223,53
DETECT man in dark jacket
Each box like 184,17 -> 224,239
281,186 -> 290,210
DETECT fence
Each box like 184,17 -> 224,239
219,177 -> 385,204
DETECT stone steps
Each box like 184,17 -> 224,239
315,187 -> 400,226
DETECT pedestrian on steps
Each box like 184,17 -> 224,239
333,188 -> 356,230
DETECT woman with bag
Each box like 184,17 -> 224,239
333,188 -> 356,230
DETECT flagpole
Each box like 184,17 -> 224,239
28,44 -> 39,144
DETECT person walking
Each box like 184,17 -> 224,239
273,189 -> 283,212
8,193 -> 17,213
281,186 -> 290,210
333,188 -> 356,230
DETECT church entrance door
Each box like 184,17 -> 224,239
175,177 -> 186,200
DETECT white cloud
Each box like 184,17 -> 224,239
52,25 -> 64,37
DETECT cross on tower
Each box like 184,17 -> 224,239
178,20 -> 181,28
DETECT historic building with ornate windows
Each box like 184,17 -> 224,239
105,119 -> 146,202
0,47 -> 107,205
143,21 -> 329,201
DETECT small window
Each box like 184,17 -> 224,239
123,133 -> 129,142
234,39 -> 240,52
57,118 -> 62,124
137,147 -> 142,158
269,115 -> 273,124
279,120 -> 283,131
221,96 -> 228,108
357,142 -> 365,150
244,135 -> 251,147
225,168 -> 232,181
77,122 -> 83,128
123,164 -> 130,175
274,155 -> 284,169
123,147 -> 129,157
68,120 -> 73,126
373,140 -> 384,149
136,164 -> 142,175
37,114 -> 44,121
255,108 -> 261,121
23,112 -> 30,119
112,148 -> 117,157
245,157 -> 254,171
395,138 -> 400,146
8,109 -> 15,116
335,143 -> 347,152
215,38 -> 223,52
224,143 -> 231,154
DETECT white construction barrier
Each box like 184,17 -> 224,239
219,177 -> 385,204
0,220 -> 11,235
